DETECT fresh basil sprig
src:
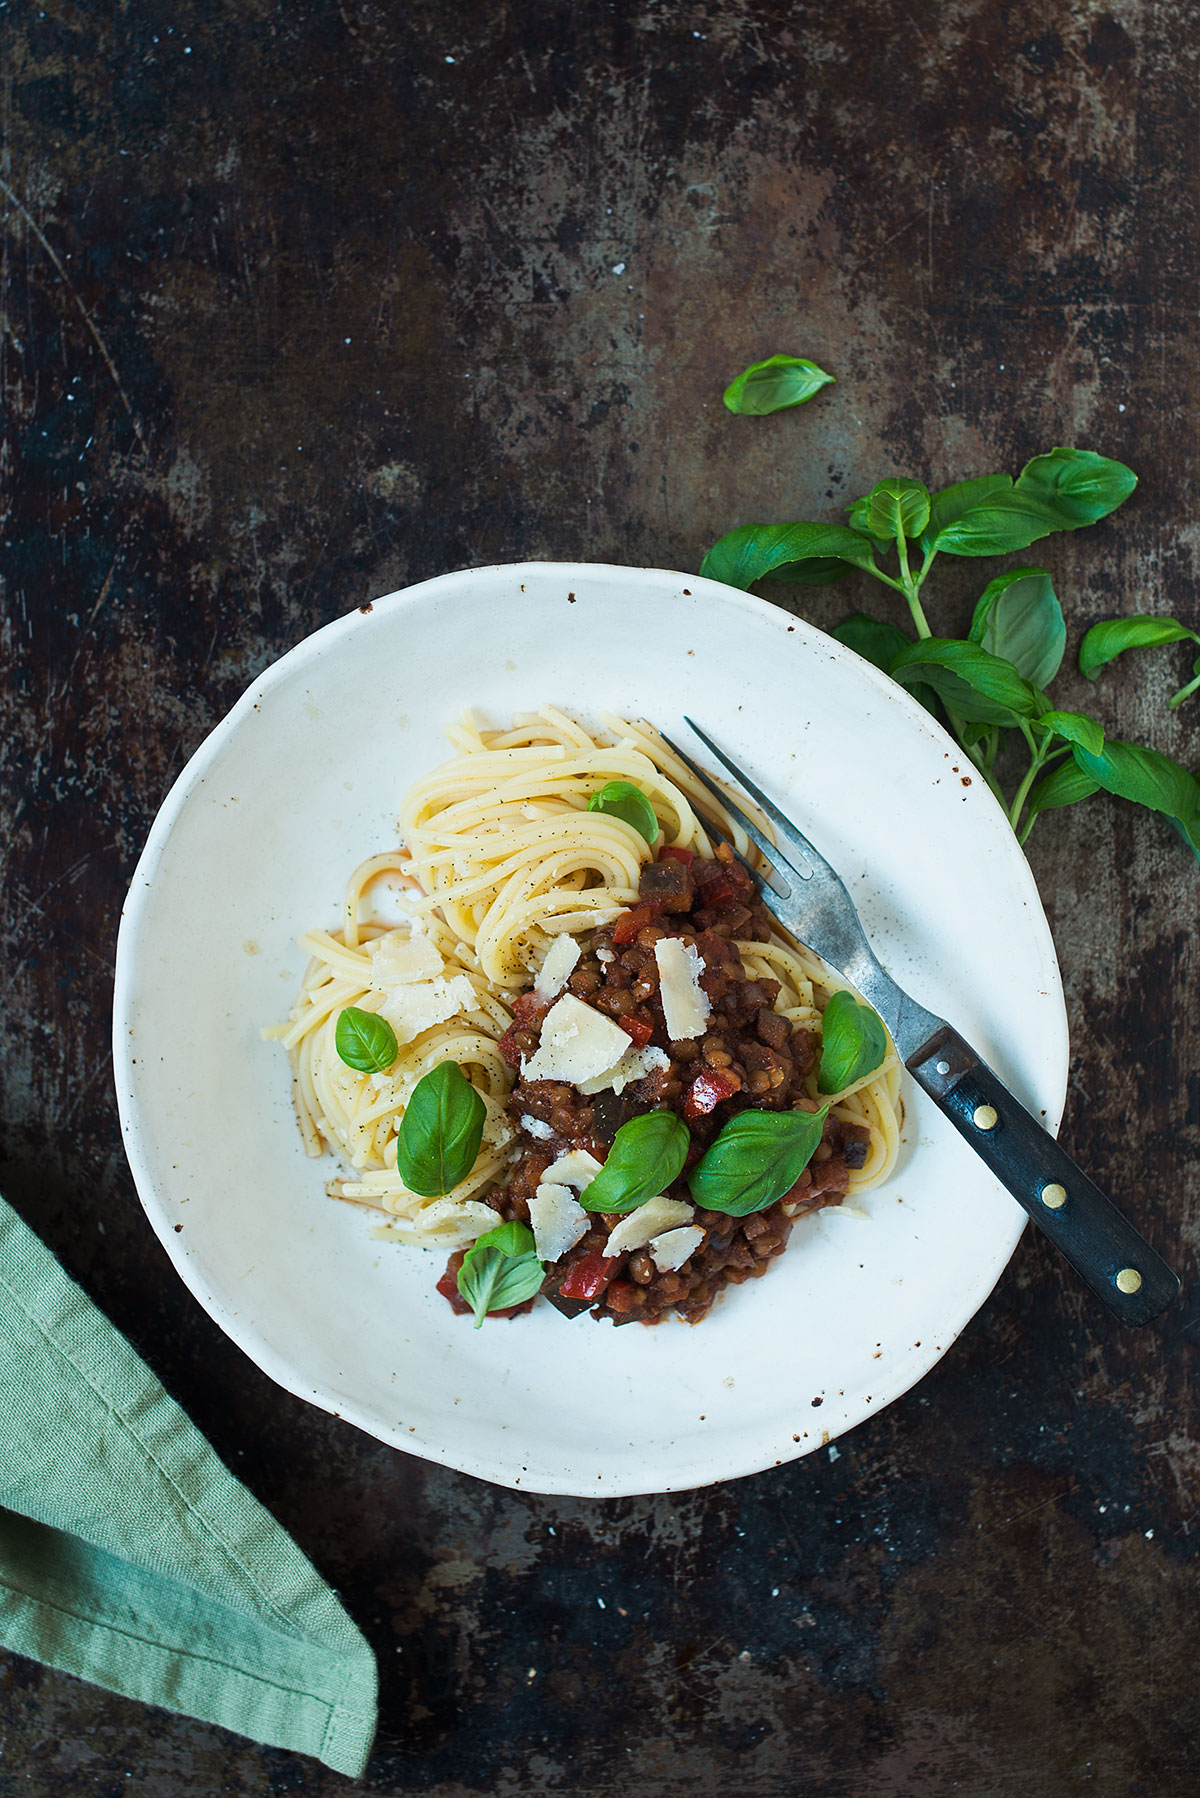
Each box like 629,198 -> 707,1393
395,1061 -> 486,1197
587,779 -> 660,845
456,1220 -> 544,1329
688,1106 -> 830,1216
335,1006 -> 399,1073
723,354 -> 834,416
817,990 -> 888,1096
1079,615 -> 1200,710
701,366 -> 1199,867
578,1111 -> 691,1213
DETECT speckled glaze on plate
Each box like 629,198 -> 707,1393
112,563 -> 1068,1496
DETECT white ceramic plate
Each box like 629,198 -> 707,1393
113,563 -> 1068,1497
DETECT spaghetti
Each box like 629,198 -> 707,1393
267,709 -> 903,1268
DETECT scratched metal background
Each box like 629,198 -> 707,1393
2,1 -> 1199,1793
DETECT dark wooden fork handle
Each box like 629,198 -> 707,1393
907,1026 -> 1180,1326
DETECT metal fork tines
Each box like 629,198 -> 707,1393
658,719 -> 942,1060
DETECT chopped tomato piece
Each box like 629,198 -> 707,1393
511,990 -> 554,1026
612,901 -> 662,944
660,845 -> 694,865
559,1250 -> 618,1301
619,1013 -> 654,1048
683,1065 -> 743,1119
436,1254 -> 472,1316
693,869 -> 739,907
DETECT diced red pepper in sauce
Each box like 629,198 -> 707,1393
683,1065 -> 743,1119
611,901 -> 662,944
693,869 -> 740,907
660,845 -> 694,865
619,1013 -> 654,1048
558,1250 -> 618,1301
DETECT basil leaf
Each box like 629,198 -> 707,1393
864,478 -> 931,542
457,1221 -> 544,1329
699,522 -> 878,590
967,567 -> 1066,688
1031,710 -> 1105,755
722,354 -> 834,416
831,612 -> 913,674
817,989 -> 888,1095
1014,447 -> 1137,529
928,489 -> 1064,558
888,637 -> 1040,726
923,473 -> 1013,547
761,558 -> 856,588
844,495 -> 893,552
1024,759 -> 1102,824
1072,738 -> 1200,831
396,1061 -> 487,1197
688,1107 -> 830,1217
587,779 -> 659,845
1079,615 -> 1200,680
830,613 -> 938,717
335,1006 -> 399,1073
578,1110 -> 691,1214
927,450 -> 1134,558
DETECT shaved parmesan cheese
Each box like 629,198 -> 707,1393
577,1045 -> 670,1095
519,1114 -> 555,1142
534,932 -> 581,1000
370,930 -> 445,986
596,948 -> 615,964
648,1225 -> 705,1272
379,973 -> 478,1044
529,1181 -> 591,1263
543,1148 -> 605,1190
654,938 -> 711,1041
521,994 -> 632,1085
604,1195 -> 694,1256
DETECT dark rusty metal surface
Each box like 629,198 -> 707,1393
2,2 -> 1198,1792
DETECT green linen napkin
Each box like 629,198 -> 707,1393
0,1196 -> 377,1777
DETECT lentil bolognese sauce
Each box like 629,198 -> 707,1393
438,842 -> 874,1326
267,707 -> 903,1330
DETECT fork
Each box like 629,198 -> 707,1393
659,718 -> 1181,1327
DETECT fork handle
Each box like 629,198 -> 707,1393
906,1026 -> 1180,1325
